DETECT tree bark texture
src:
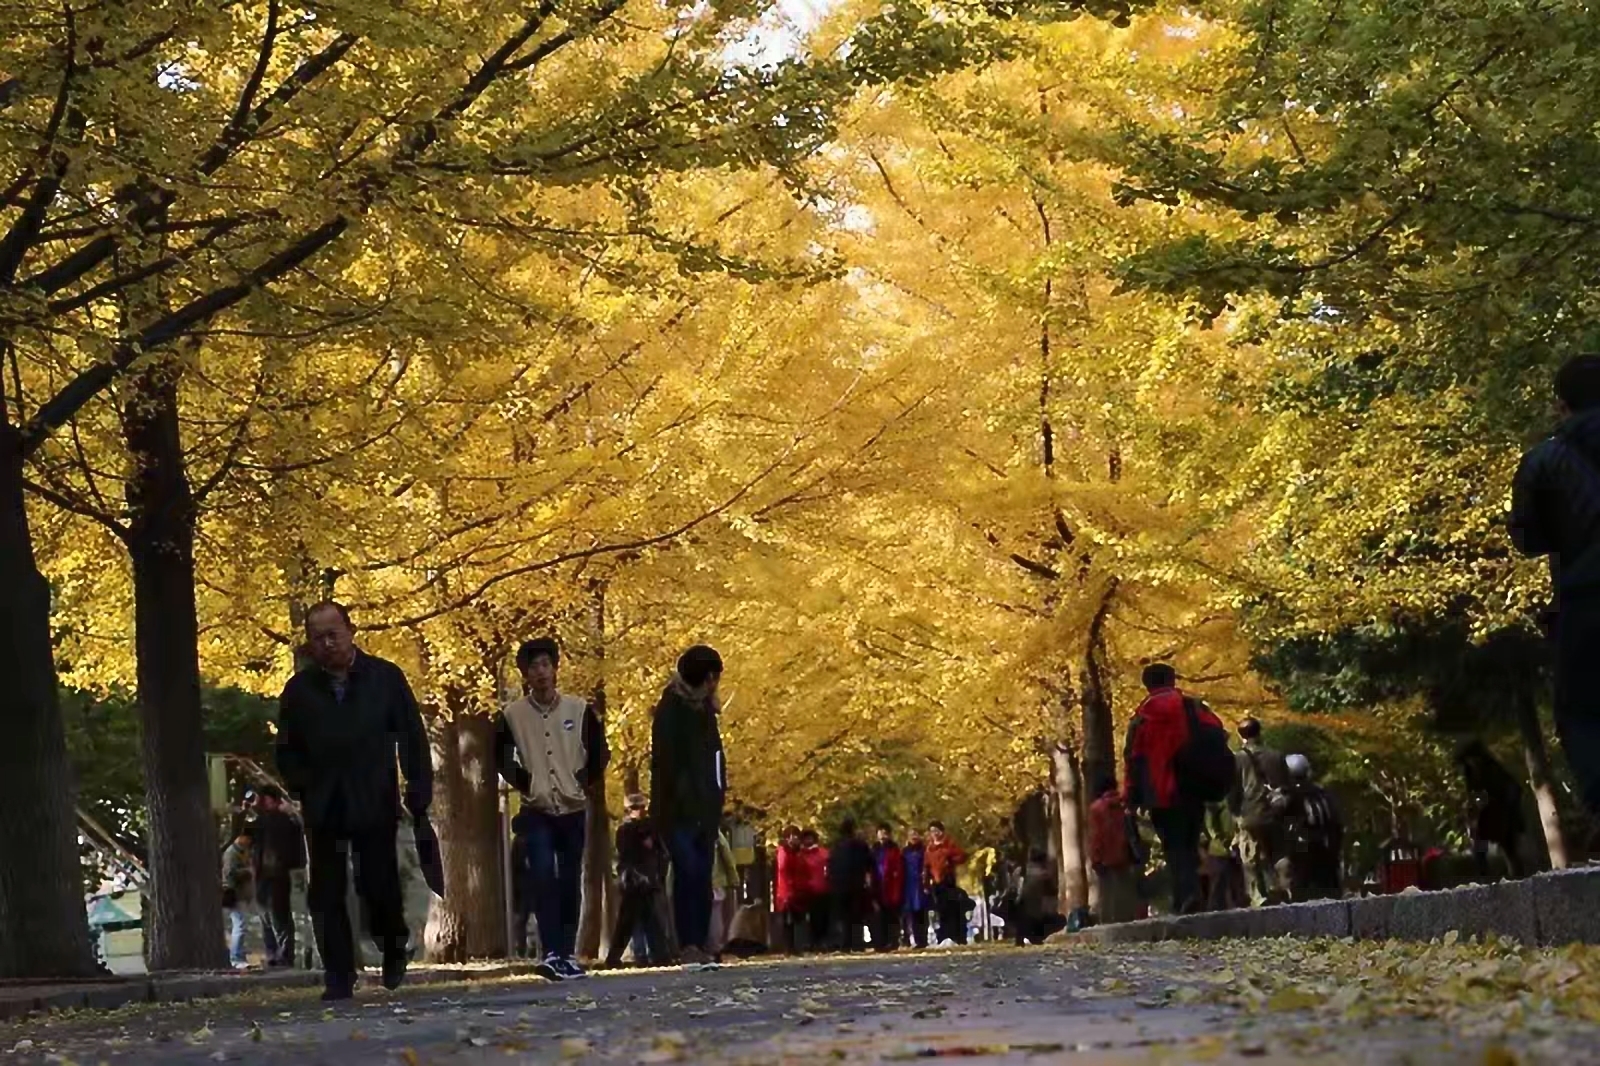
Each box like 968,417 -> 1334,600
1514,690 -> 1568,870
0,436 -> 97,978
1050,742 -> 1089,912
423,714 -> 506,961
122,360 -> 227,970
576,769 -> 612,961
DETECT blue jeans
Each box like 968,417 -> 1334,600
227,907 -> 248,964
666,828 -> 715,952
517,810 -> 587,960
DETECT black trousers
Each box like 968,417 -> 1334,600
933,886 -> 967,945
258,877 -> 296,966
607,888 -> 666,966
905,908 -> 929,948
307,824 -> 406,985
1554,599 -> 1600,817
874,904 -> 902,951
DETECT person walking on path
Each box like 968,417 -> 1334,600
1123,663 -> 1224,915
1087,779 -> 1139,925
494,637 -> 611,982
827,819 -> 878,953
709,827 -> 741,954
1227,718 -> 1290,906
797,828 -> 831,951
1511,353 -> 1600,823
774,825 -> 806,954
901,828 -> 930,948
872,824 -> 905,951
606,793 -> 668,968
924,821 -> 968,945
651,645 -> 728,966
1010,849 -> 1063,945
1281,755 -> 1343,900
250,786 -> 305,967
1457,740 -> 1530,880
221,826 -> 256,969
276,602 -> 432,1001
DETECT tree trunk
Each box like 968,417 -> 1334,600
1514,689 -> 1568,870
1080,581 -> 1119,796
1049,743 -> 1089,912
423,715 -> 505,961
0,435 -> 97,978
122,360 -> 227,970
576,773 -> 611,962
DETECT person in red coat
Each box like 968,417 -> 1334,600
797,829 -> 831,952
773,825 -> 805,954
871,824 -> 905,951
1123,662 -> 1222,914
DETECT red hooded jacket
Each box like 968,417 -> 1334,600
775,843 -> 804,913
1124,686 -> 1223,810
874,842 -> 905,908
797,844 -> 830,901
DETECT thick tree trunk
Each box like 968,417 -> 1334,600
1514,690 -> 1568,870
122,362 -> 227,970
424,715 -> 505,961
0,437 -> 97,978
1079,581 -> 1119,796
1049,743 -> 1089,912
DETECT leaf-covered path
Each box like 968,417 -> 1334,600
7,941 -> 1600,1065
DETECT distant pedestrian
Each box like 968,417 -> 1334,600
709,827 -> 741,954
828,819 -> 878,953
1124,663 -> 1227,915
250,786 -> 305,967
221,827 -> 256,968
1202,803 -> 1245,911
797,829 -> 831,951
924,821 -> 968,945
650,645 -> 728,966
1087,778 -> 1139,925
1456,741 -> 1530,879
1510,353 -> 1600,823
901,828 -> 930,948
1010,849 -> 1063,945
774,825 -> 806,954
1281,755 -> 1343,901
1228,718 -> 1290,906
495,637 -> 610,982
872,824 -> 905,951
606,793 -> 668,968
276,602 -> 432,1001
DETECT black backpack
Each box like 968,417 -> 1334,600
1173,697 -> 1236,804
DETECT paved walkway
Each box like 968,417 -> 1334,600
2,946 -> 1594,1064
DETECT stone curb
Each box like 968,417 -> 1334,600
0,962 -> 544,1022
1054,866 -> 1600,948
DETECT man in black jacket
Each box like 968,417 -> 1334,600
275,602 -> 431,1001
1511,354 -> 1600,819
493,637 -> 609,981
651,644 -> 726,965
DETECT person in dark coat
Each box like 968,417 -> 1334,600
606,793 -> 668,967
1456,740 -> 1530,879
827,819 -> 878,953
275,601 -> 432,1001
1281,755 -> 1343,901
250,786 -> 305,967
650,645 -> 727,965
901,828 -> 929,948
1511,353 -> 1600,822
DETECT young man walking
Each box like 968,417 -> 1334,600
651,645 -> 727,965
1512,354 -> 1600,826
1123,663 -> 1225,915
827,818 -> 878,953
1228,718 -> 1289,906
495,637 -> 610,981
276,602 -> 431,1001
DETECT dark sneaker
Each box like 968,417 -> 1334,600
534,955 -> 565,981
381,949 -> 408,991
321,973 -> 356,1002
557,957 -> 588,980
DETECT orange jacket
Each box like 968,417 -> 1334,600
924,838 -> 967,887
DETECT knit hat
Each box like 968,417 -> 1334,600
677,644 -> 724,687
